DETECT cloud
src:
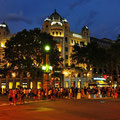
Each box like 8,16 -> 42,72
69,0 -> 92,9
0,12 -> 32,24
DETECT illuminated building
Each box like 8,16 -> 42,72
42,10 -> 91,88
0,10 -> 91,90
0,22 -> 11,68
0,22 -> 13,91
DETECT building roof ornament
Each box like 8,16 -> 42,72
44,9 -> 68,25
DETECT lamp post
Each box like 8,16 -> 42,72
12,72 -> 16,89
42,45 -> 52,90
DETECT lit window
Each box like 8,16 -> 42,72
37,82 -> 41,89
66,81 -> 68,88
9,82 -> 13,89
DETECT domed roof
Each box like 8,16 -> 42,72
0,22 -> 7,28
82,26 -> 89,30
49,9 -> 62,21
0,22 -> 10,34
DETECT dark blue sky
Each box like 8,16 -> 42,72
0,0 -> 120,40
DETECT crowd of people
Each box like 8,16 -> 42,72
6,86 -> 120,105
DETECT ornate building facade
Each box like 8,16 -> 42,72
42,10 -> 91,88
0,10 -> 91,91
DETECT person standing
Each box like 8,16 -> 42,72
20,89 -> 25,104
13,89 -> 18,106
8,89 -> 13,105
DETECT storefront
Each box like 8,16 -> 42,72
89,77 -> 110,87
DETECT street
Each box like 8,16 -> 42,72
0,96 -> 120,120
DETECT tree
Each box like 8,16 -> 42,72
107,41 -> 120,87
4,28 -> 62,79
72,40 -> 120,88
72,42 -> 107,72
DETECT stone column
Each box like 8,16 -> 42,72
43,54 -> 50,90
33,79 -> 37,89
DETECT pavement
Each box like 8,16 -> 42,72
0,96 -> 120,120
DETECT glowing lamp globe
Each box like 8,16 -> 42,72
45,45 -> 50,52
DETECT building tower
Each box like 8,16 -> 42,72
81,26 -> 90,43
0,22 -> 10,68
42,10 -> 91,88
42,9 -> 70,68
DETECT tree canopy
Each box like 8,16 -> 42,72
4,28 -> 63,78
71,42 -> 107,71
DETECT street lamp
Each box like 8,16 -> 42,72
45,45 -> 50,52
42,44 -> 52,89
12,72 -> 16,89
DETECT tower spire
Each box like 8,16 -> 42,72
55,9 -> 56,13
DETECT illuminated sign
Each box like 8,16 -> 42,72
93,78 -> 106,81
73,33 -> 82,38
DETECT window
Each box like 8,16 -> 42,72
60,32 -> 61,35
16,82 -> 20,88
52,32 -> 54,35
93,68 -> 96,74
37,82 -> 41,89
80,42 -> 85,46
9,82 -> 13,89
66,81 -> 68,88
65,37 -> 68,43
65,63 -> 68,67
46,25 -> 48,28
71,40 -> 73,44
65,47 -> 68,52
78,81 -> 80,88
56,32 -> 58,35
65,55 -> 68,59
55,38 -> 60,43
98,68 -> 102,74
30,82 -> 33,89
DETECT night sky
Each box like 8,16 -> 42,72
0,0 -> 120,40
